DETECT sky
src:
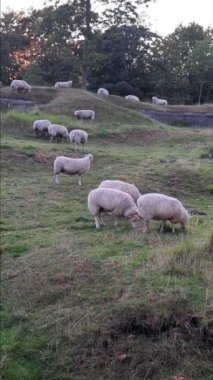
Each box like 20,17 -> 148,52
1,0 -> 213,37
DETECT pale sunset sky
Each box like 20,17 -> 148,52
1,0 -> 213,36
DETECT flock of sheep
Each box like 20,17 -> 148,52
11,78 -> 188,234
10,79 -> 168,106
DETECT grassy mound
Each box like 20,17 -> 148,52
1,96 -> 213,380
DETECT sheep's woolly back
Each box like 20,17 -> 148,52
125,95 -> 139,102
98,180 -> 141,203
33,120 -> 51,131
88,188 -> 140,218
137,193 -> 189,224
97,88 -> 109,96
69,129 -> 88,144
54,154 -> 93,175
152,96 -> 168,105
10,79 -> 31,92
55,81 -> 72,88
74,110 -> 95,120
48,124 -> 69,137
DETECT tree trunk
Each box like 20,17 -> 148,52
81,0 -> 92,90
198,81 -> 203,105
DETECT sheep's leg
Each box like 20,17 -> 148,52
159,220 -> 166,233
181,223 -> 187,232
50,136 -> 53,143
114,217 -> 119,227
54,174 -> 59,184
99,213 -> 105,226
131,220 -> 136,229
171,223 -> 175,234
143,220 -> 149,233
78,175 -> 82,186
94,216 -> 100,229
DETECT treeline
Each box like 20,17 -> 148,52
1,0 -> 213,104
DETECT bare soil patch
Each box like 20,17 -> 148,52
127,130 -> 180,145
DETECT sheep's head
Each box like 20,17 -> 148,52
86,154 -> 93,162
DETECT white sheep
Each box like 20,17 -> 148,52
10,80 -> 31,94
125,95 -> 140,102
98,180 -> 141,203
69,129 -> 88,150
53,154 -> 93,186
74,110 -> 95,124
54,81 -> 72,89
97,88 -> 109,96
48,124 -> 69,143
152,96 -> 168,106
137,193 -> 189,233
88,188 -> 141,229
33,120 -> 51,137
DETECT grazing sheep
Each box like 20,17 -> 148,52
33,120 -> 51,137
88,188 -> 141,229
125,95 -> 140,102
152,96 -> 168,106
69,129 -> 88,150
10,80 -> 31,94
54,81 -> 72,89
53,154 -> 93,186
74,110 -> 95,124
48,124 -> 69,143
137,193 -> 189,233
98,180 -> 141,203
97,88 -> 109,96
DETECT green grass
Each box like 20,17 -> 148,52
1,94 -> 213,380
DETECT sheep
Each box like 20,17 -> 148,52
97,88 -> 109,96
125,95 -> 140,102
53,154 -> 93,186
48,124 -> 69,143
74,110 -> 95,124
54,81 -> 72,89
69,129 -> 88,150
152,96 -> 168,106
10,79 -> 31,94
88,188 -> 141,229
33,120 -> 51,137
98,180 -> 141,203
137,193 -> 189,233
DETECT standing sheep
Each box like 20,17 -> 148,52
48,124 -> 69,143
152,96 -> 168,106
125,95 -> 140,102
54,81 -> 72,89
88,188 -> 141,229
98,180 -> 141,203
69,129 -> 88,150
10,80 -> 31,94
33,120 -> 51,137
137,193 -> 189,233
74,110 -> 95,124
53,154 -> 93,186
97,88 -> 109,96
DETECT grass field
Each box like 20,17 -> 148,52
1,88 -> 213,380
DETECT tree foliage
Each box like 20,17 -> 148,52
1,1 -> 213,104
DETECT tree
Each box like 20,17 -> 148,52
64,0 -> 155,88
146,23 -> 213,103
187,38 -> 213,103
0,11 -> 32,83
87,24 -> 158,96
